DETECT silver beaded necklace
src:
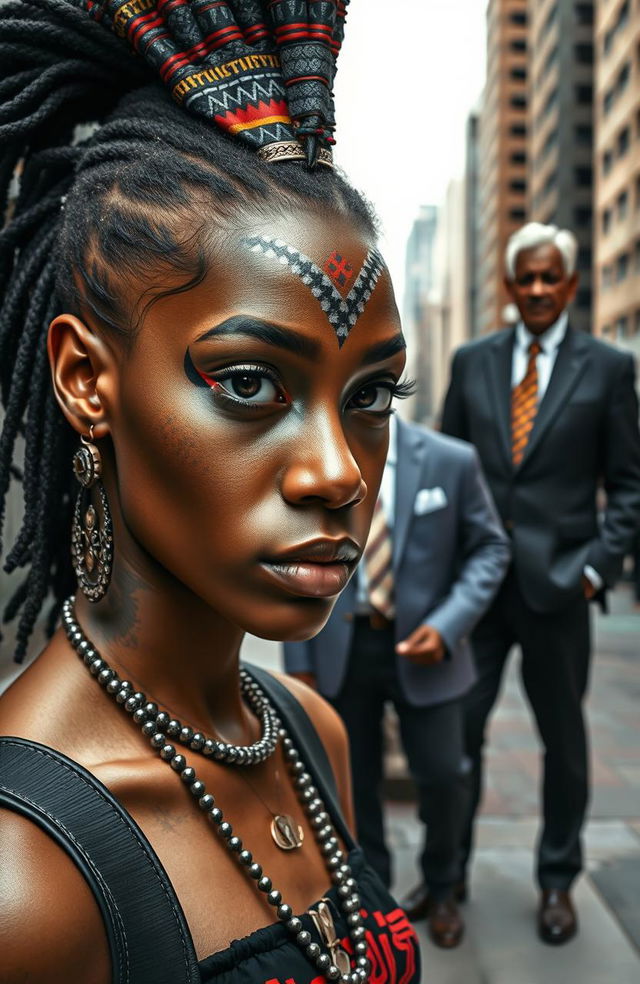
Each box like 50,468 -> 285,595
62,597 -> 371,984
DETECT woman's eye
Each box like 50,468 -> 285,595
218,372 -> 279,402
207,367 -> 288,406
349,384 -> 393,413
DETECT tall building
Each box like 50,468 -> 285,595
528,0 -> 594,334
403,206 -> 439,422
594,0 -> 640,356
477,0 -> 529,335
465,110 -> 482,337
429,180 -> 469,416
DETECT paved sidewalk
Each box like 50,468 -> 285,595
242,584 -> 640,983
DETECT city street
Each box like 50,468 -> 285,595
241,585 -> 640,983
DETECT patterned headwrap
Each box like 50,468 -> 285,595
83,0 -> 349,167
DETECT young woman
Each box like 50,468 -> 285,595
0,2 -> 420,982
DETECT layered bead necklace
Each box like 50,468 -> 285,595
62,598 -> 371,984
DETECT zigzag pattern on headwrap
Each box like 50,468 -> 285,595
83,0 -> 349,162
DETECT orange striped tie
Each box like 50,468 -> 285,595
511,340 -> 542,466
364,497 -> 395,619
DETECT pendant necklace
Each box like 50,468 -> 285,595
62,597 -> 370,984
236,763 -> 305,851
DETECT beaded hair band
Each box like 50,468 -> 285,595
83,0 -> 350,168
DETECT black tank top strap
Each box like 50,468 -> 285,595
0,736 -> 201,984
243,664 -> 356,852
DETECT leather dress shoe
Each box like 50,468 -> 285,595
400,881 -> 467,922
538,889 -> 578,945
426,898 -> 465,949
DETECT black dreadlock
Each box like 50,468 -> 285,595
0,0 -> 377,661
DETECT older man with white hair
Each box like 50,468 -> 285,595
441,222 -> 640,944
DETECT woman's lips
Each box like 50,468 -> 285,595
259,560 -> 354,598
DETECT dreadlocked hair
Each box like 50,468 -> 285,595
0,0 -> 377,662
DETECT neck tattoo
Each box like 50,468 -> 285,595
243,236 -> 385,347
61,598 -> 370,984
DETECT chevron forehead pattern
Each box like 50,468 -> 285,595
242,236 -> 385,346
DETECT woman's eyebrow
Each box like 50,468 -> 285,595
360,334 -> 406,366
194,315 -> 321,360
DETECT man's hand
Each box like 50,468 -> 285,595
288,671 -> 318,690
396,624 -> 446,665
581,574 -> 597,600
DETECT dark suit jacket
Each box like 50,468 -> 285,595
441,324 -> 640,613
283,420 -> 511,707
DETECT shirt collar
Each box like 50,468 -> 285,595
516,310 -> 568,354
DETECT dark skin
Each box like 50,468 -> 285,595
0,209 -> 407,984
505,241 -> 595,601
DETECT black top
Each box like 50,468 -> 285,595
0,665 -> 421,983
198,848 -> 420,984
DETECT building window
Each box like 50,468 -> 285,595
575,166 -> 592,187
575,124 -> 593,145
615,315 -> 629,340
539,128 -> 558,165
616,253 -> 629,282
574,43 -> 593,64
602,149 -> 613,175
510,123 -> 527,138
602,265 -> 613,290
578,247 -> 592,269
509,11 -> 527,26
510,66 -> 527,82
509,208 -> 526,223
603,1 -> 630,57
575,84 -> 592,104
575,3 -> 593,26
509,179 -> 527,194
510,150 -> 526,166
634,240 -> 640,273
576,288 -> 592,310
574,206 -> 591,226
617,189 -> 629,221
602,208 -> 612,235
509,38 -> 527,53
510,94 -> 527,111
618,126 -> 630,158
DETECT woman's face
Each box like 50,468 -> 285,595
101,208 -> 405,641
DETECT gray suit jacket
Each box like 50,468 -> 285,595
283,419 -> 511,707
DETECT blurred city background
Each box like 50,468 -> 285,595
1,1 -> 640,981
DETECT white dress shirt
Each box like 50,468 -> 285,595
511,311 -> 568,399
356,414 -> 397,608
511,311 -> 602,590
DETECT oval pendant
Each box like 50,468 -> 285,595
334,946 -> 352,977
271,814 -> 304,850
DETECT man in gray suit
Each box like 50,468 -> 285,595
283,415 -> 510,948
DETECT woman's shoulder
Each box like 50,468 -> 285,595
0,806 -> 111,984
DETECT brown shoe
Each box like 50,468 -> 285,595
400,882 -> 467,922
538,890 -> 578,945
427,897 -> 465,949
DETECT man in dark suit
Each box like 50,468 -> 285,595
441,222 -> 640,944
283,415 -> 510,948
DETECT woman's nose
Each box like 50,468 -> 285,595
280,411 -> 366,510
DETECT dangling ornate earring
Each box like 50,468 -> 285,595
71,425 -> 113,602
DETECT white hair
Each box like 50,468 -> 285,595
505,222 -> 578,279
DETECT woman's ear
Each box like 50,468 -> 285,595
48,315 -> 116,439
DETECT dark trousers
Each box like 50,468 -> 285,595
330,617 -> 469,900
462,570 -> 591,890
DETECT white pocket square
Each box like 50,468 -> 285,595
414,486 -> 448,515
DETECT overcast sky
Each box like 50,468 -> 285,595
332,0 -> 487,304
